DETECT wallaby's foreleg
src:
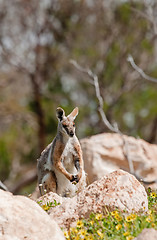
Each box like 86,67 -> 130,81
53,140 -> 74,181
72,143 -> 84,183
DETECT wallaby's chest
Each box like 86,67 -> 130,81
61,141 -> 75,168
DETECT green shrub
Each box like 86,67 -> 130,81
64,189 -> 157,240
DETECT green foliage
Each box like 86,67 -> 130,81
147,188 -> 157,209
37,199 -> 60,212
45,116 -> 57,135
115,2 -> 132,24
21,182 -> 37,196
141,39 -> 153,53
64,190 -> 157,240
0,139 -> 10,181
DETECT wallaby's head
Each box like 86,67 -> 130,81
56,107 -> 79,137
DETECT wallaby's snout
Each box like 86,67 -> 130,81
62,122 -> 75,137
69,131 -> 74,137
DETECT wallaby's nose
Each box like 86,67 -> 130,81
69,131 -> 74,137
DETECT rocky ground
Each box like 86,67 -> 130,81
0,133 -> 157,240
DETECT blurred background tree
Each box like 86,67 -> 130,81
0,0 -> 156,194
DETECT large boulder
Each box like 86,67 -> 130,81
135,228 -> 157,240
38,170 -> 148,229
0,190 -> 65,240
80,133 -> 157,187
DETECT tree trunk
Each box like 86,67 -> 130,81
30,73 -> 46,152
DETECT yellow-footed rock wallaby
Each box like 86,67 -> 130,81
37,107 -> 86,197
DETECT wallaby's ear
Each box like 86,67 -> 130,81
56,107 -> 65,121
68,107 -> 79,120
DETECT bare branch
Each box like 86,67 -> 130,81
0,180 -> 8,191
146,2 -> 157,36
70,59 -> 135,174
130,6 -> 153,23
127,55 -> 157,83
69,60 -> 94,85
70,60 -> 119,133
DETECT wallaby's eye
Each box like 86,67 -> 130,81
62,123 -> 67,129
73,123 -> 75,127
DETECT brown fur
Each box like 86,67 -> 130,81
42,172 -> 57,193
73,143 -> 83,180
53,140 -> 73,181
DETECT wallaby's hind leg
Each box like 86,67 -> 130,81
40,172 -> 57,195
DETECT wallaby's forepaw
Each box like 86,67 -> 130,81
70,174 -> 79,183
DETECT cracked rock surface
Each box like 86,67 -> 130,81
81,133 -> 157,189
39,169 -> 148,229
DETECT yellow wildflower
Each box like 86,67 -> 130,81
76,220 -> 84,228
147,210 -> 152,215
79,229 -> 87,236
150,192 -> 156,198
115,214 -> 122,222
42,204 -> 49,211
146,215 -> 154,223
116,224 -> 122,230
125,215 -> 132,222
70,227 -> 77,234
123,231 -> 130,236
95,213 -> 103,220
97,230 -> 104,239
111,210 -> 118,216
126,236 -> 134,240
88,236 -> 94,240
64,231 -> 69,238
75,235 -> 80,240
125,214 -> 136,222
90,220 -> 94,225
130,214 -> 136,221
152,223 -> 155,228
83,236 -> 90,240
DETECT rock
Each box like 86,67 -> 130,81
80,133 -> 157,188
76,169 -> 148,216
0,190 -> 65,240
38,170 -> 148,229
135,228 -> 157,240
37,191 -> 64,207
